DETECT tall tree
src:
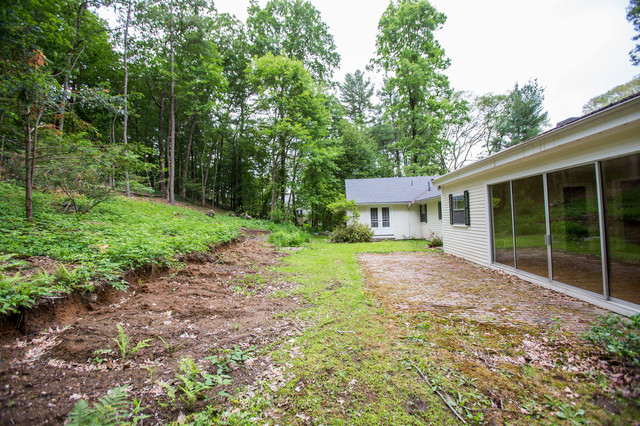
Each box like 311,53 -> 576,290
371,0 -> 456,175
340,70 -> 375,127
491,79 -> 548,152
246,0 -> 340,83
247,53 -> 327,216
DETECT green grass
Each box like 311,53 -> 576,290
218,237 -> 462,424
0,181 -> 288,313
209,237 -> 640,425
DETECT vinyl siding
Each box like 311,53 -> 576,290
440,181 -> 490,266
418,199 -> 442,238
354,203 -> 431,239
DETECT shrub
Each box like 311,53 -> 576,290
584,314 -> 640,366
425,232 -> 443,247
330,222 -> 374,243
269,229 -> 310,247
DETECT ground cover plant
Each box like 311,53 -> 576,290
0,181 -> 301,315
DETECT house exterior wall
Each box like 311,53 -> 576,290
418,199 -> 443,239
436,99 -> 640,315
440,181 -> 490,266
354,202 -> 441,239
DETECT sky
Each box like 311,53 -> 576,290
213,0 -> 639,127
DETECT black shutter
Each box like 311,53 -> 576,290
464,190 -> 470,226
449,194 -> 453,225
425,204 -> 428,223
438,201 -> 442,220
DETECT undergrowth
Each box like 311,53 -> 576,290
0,181 -> 294,315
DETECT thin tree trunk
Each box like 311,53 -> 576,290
180,116 -> 196,200
211,134 -> 224,209
122,0 -> 132,196
168,0 -> 176,205
201,135 -> 215,206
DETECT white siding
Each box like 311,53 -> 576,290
440,181 -> 491,266
418,199 -> 442,239
354,203 -> 435,239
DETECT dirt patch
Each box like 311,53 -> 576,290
360,251 -> 640,420
360,251 -> 607,333
0,232 -> 302,425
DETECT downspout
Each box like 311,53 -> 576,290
407,202 -> 413,239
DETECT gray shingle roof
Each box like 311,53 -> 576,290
345,176 -> 440,204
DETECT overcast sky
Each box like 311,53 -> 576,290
214,0 -> 638,126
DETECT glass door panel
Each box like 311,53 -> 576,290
490,182 -> 515,267
547,164 -> 603,294
602,154 -> 640,304
513,175 -> 548,278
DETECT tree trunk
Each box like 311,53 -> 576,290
180,116 -> 196,200
201,135 -> 216,206
211,134 -> 224,209
122,0 -> 132,196
168,0 -> 176,205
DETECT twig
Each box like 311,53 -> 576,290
336,330 -> 355,333
409,360 -> 467,425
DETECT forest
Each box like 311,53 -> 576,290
2,0 -> 550,227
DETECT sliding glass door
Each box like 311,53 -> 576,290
602,154 -> 640,304
489,154 -> 640,307
513,175 -> 548,278
547,165 -> 602,294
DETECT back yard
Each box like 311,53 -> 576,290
1,229 -> 639,424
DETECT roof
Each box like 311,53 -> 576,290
434,91 -> 640,186
345,176 -> 441,204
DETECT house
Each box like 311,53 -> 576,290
345,176 -> 442,239
433,93 -> 640,316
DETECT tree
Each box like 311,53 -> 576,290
583,75 -> 640,113
246,0 -> 340,83
490,80 -> 549,152
371,0 -> 457,175
247,53 -> 328,217
436,92 -> 487,172
340,70 -> 375,127
628,0 -> 640,66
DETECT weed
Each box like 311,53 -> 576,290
112,324 -> 154,361
160,357 -> 232,412
584,314 -> 640,366
66,386 -> 149,425
92,348 -> 114,364
156,335 -> 187,355
545,396 -> 588,425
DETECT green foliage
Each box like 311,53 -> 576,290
330,222 -> 374,243
268,228 -> 310,247
628,0 -> 640,65
160,357 -> 232,412
66,386 -> 149,426
0,182 -> 245,314
425,232 -> 442,247
490,79 -> 549,152
583,75 -> 640,113
111,324 -> 153,361
584,314 -> 640,366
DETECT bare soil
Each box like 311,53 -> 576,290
0,230 -> 302,425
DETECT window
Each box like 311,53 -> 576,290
419,204 -> 427,223
438,201 -> 442,220
449,191 -> 470,225
382,207 -> 390,227
370,208 -> 379,227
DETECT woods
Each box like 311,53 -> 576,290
0,0 -> 549,225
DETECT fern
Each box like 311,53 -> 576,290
66,386 -> 149,425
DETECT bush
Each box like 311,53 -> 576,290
425,232 -> 443,247
330,222 -> 374,243
584,314 -> 640,366
268,229 -> 310,247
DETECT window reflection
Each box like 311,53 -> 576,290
602,154 -> 640,304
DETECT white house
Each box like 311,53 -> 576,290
433,93 -> 640,316
345,176 -> 442,240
